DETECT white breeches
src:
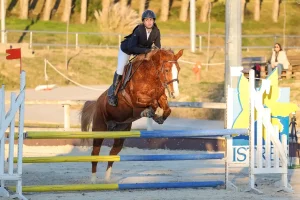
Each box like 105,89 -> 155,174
116,48 -> 130,75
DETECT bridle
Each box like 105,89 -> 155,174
161,60 -> 180,98
150,55 -> 180,98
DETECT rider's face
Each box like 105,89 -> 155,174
143,18 -> 154,29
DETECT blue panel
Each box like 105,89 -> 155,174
140,129 -> 248,138
119,181 -> 224,189
232,135 -> 249,146
120,154 -> 224,161
273,116 -> 289,135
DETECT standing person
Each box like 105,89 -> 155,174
108,10 -> 161,107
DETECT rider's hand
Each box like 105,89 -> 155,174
151,45 -> 159,50
145,49 -> 151,54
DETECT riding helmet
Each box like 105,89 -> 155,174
142,10 -> 156,21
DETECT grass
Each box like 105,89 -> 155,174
288,165 -> 300,169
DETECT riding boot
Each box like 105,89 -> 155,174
108,72 -> 122,106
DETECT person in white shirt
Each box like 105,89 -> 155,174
268,43 -> 290,79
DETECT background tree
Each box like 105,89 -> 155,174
179,0 -> 189,22
101,0 -> 111,25
139,0 -> 146,17
241,0 -> 245,23
254,0 -> 261,21
43,0 -> 52,21
160,0 -> 169,21
19,0 -> 29,19
80,0 -> 88,24
272,0 -> 280,23
200,0 -> 210,23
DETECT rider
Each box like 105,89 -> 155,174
108,9 -> 161,107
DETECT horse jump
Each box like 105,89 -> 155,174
0,69 -> 291,198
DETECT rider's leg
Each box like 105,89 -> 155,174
108,48 -> 130,107
116,49 -> 130,75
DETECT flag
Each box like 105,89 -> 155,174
6,48 -> 21,60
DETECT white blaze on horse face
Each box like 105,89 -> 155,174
171,63 -> 180,97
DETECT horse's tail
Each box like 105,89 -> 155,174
80,100 -> 97,145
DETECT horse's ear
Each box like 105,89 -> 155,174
175,49 -> 184,60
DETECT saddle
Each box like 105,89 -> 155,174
107,61 -> 133,97
107,52 -> 153,97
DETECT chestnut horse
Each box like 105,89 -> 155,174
80,49 -> 183,183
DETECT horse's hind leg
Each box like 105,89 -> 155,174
91,138 -> 104,183
105,138 -> 125,182
90,113 -> 107,183
105,123 -> 131,182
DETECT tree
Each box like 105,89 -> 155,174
272,0 -> 280,23
61,0 -> 72,22
101,0 -> 111,25
94,2 -> 139,33
139,0 -> 146,17
80,0 -> 87,24
120,0 -> 127,16
160,0 -> 169,21
241,0 -> 246,23
254,0 -> 260,21
179,0 -> 189,22
200,0 -> 210,23
43,0 -> 52,21
20,0 -> 29,19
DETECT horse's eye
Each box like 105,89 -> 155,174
165,69 -> 169,73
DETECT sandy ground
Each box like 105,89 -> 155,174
1,145 -> 300,200
2,86 -> 300,199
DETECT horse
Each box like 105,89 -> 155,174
80,48 -> 183,183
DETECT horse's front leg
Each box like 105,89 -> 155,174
153,94 -> 171,124
140,106 -> 156,118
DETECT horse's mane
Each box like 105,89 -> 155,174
132,48 -> 174,64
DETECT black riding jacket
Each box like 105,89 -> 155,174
120,23 -> 161,55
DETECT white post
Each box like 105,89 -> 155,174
190,0 -> 196,52
64,104 -> 70,130
225,0 -> 242,88
1,0 -> 6,44
8,93 -> 16,175
281,134 -> 288,188
75,33 -> 79,49
274,126 -> 280,168
264,109 -> 271,168
0,85 -> 5,189
199,35 -> 202,52
147,118 -> 153,131
16,71 -> 25,197
29,31 -> 32,49
256,96 -> 263,169
249,70 -> 255,189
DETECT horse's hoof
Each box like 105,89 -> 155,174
154,116 -> 164,124
91,173 -> 97,184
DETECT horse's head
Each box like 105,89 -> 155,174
152,49 -> 184,98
